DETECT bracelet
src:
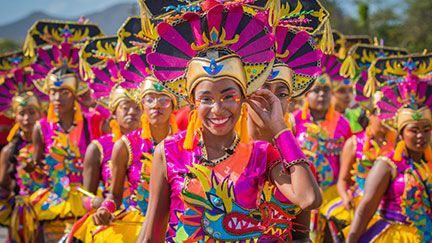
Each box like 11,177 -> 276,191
284,159 -> 311,171
83,197 -> 93,211
267,159 -> 283,184
99,199 -> 116,213
273,128 -> 291,142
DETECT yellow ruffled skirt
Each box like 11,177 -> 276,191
0,196 -> 12,226
91,209 -> 144,242
30,185 -> 86,221
9,195 -> 40,243
310,185 -> 339,243
357,222 -> 420,243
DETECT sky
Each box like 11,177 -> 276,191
0,0 -> 135,25
0,0 -> 402,26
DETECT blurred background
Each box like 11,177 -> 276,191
0,0 -> 430,53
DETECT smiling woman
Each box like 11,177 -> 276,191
138,2 -> 321,242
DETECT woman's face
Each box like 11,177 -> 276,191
114,99 -> 142,133
142,93 -> 173,126
333,86 -> 353,112
306,84 -> 331,112
262,82 -> 290,114
194,79 -> 243,137
49,88 -> 75,115
401,120 -> 432,153
15,105 -> 41,134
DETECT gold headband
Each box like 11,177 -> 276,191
109,84 -> 141,112
11,91 -> 41,112
397,106 -> 432,132
266,63 -> 294,98
140,76 -> 178,107
46,73 -> 79,94
332,79 -> 353,91
186,54 -> 247,101
316,74 -> 332,87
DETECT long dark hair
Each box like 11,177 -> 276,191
7,131 -> 24,195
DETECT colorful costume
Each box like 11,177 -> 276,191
261,22 -> 323,240
144,0 -> 323,241
25,21 -> 104,241
294,53 -> 353,241
0,51 -> 47,243
78,41 -> 179,240
356,54 -> 432,242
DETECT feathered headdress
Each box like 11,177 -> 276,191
340,44 -> 408,97
372,54 -> 432,131
0,51 -> 44,118
269,26 -> 322,99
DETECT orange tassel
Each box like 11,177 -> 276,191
284,113 -> 292,130
140,114 -> 152,140
47,103 -> 58,123
424,144 -> 432,163
7,123 -> 20,142
170,114 -> 178,134
73,101 -> 83,123
235,103 -> 249,144
393,140 -> 405,162
301,100 -> 309,121
325,103 -> 335,121
109,119 -> 122,142
183,109 -> 201,150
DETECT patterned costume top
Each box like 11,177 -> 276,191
120,129 -> 154,213
295,110 -> 351,190
92,134 -> 115,191
163,131 -> 297,242
351,130 -> 395,193
37,115 -> 102,187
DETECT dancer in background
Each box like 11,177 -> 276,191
0,51 -> 47,242
322,77 -> 396,241
88,75 -> 178,242
295,53 -> 352,242
248,26 -> 322,241
348,54 -> 432,243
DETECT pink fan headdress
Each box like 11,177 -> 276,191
372,54 -> 432,131
268,26 -> 322,98
0,51 -> 45,118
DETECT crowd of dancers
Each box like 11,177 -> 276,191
0,0 -> 431,242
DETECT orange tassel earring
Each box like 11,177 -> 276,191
47,103 -> 58,123
7,123 -> 20,142
393,140 -> 406,162
325,103 -> 335,121
235,103 -> 249,144
140,114 -> 152,140
183,109 -> 201,150
109,119 -> 122,142
169,114 -> 178,134
301,100 -> 309,121
424,144 -> 432,163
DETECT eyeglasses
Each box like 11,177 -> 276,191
143,96 -> 172,108
195,94 -> 241,108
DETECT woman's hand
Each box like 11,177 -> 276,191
92,207 -> 113,226
341,189 -> 354,210
247,89 -> 287,138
